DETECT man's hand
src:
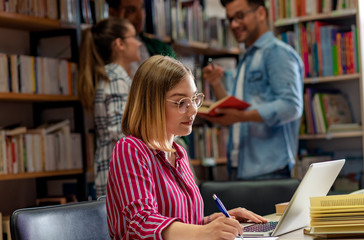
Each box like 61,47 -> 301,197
202,64 -> 224,86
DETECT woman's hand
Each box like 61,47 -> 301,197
228,207 -> 268,223
199,215 -> 242,240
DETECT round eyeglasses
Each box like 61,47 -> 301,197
166,93 -> 205,114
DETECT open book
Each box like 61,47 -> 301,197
198,95 -> 250,117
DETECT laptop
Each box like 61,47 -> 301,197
242,159 -> 345,237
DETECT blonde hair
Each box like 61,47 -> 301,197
122,55 -> 193,152
77,17 -> 131,110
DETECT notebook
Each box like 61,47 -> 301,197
242,159 -> 345,237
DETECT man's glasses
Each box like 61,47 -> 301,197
166,93 -> 205,114
227,7 -> 258,24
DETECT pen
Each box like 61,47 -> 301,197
212,194 -> 230,217
213,194 -> 244,239
208,57 -> 215,69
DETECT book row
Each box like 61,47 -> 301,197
188,126 -> 228,164
0,120 -> 82,175
0,0 -> 109,25
271,0 -> 357,21
278,23 -> 359,78
0,0 -> 78,24
149,0 -> 238,50
302,88 -> 359,134
0,53 -> 77,95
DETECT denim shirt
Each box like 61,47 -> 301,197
228,31 -> 304,179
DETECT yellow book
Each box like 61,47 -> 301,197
309,194 -> 364,235
275,202 -> 289,216
310,193 -> 364,207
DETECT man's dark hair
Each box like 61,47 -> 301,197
220,0 -> 266,8
105,0 -> 121,9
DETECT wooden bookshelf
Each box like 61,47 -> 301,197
190,157 -> 227,166
0,169 -> 83,181
174,41 -> 240,57
304,73 -> 360,84
274,9 -> 357,27
0,12 -> 76,31
0,93 -> 79,102
299,131 -> 363,140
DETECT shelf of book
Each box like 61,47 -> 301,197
299,131 -> 363,140
0,169 -> 83,181
271,0 -> 364,192
304,73 -> 360,84
190,157 -> 227,166
0,1 -> 88,213
274,9 -> 357,27
174,41 -> 240,57
0,93 -> 79,102
0,12 -> 75,31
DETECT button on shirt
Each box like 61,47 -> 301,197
228,31 -> 304,179
106,136 -> 204,240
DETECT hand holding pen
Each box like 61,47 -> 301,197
213,194 -> 244,239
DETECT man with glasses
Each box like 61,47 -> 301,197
202,0 -> 303,181
106,0 -> 176,75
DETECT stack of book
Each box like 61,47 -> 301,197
309,194 -> 364,237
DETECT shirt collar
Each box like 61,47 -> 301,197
155,142 -> 183,162
247,31 -> 274,50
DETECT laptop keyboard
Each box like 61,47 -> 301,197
243,221 -> 279,232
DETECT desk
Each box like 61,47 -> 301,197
263,214 -> 363,240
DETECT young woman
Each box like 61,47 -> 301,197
77,17 -> 141,197
106,55 -> 267,240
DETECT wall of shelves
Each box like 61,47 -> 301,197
0,7 -> 86,215
270,0 -> 364,192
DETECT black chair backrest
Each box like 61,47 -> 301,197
200,179 -> 300,216
10,200 -> 109,240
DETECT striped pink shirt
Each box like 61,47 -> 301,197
106,135 -> 204,239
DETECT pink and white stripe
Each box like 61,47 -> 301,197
106,135 -> 204,239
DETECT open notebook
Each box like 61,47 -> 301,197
242,159 -> 345,237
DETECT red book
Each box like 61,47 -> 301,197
198,95 -> 250,117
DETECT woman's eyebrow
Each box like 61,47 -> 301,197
168,91 -> 198,98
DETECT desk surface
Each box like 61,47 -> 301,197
263,214 -> 362,240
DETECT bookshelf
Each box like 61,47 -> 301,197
270,0 -> 364,192
0,12 -> 67,31
0,169 -> 83,181
0,5 -> 86,215
153,0 -> 239,181
0,93 -> 79,102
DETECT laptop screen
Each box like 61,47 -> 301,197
272,159 -> 345,236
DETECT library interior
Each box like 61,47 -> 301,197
1,0 -> 364,239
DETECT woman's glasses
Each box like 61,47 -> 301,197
167,93 -> 205,114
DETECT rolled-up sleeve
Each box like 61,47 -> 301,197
256,45 -> 303,127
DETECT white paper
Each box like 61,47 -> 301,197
235,237 -> 278,240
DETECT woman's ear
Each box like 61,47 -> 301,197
113,38 -> 125,51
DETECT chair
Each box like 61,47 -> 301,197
200,178 -> 300,216
10,198 -> 109,240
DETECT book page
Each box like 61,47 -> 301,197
310,194 -> 364,207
